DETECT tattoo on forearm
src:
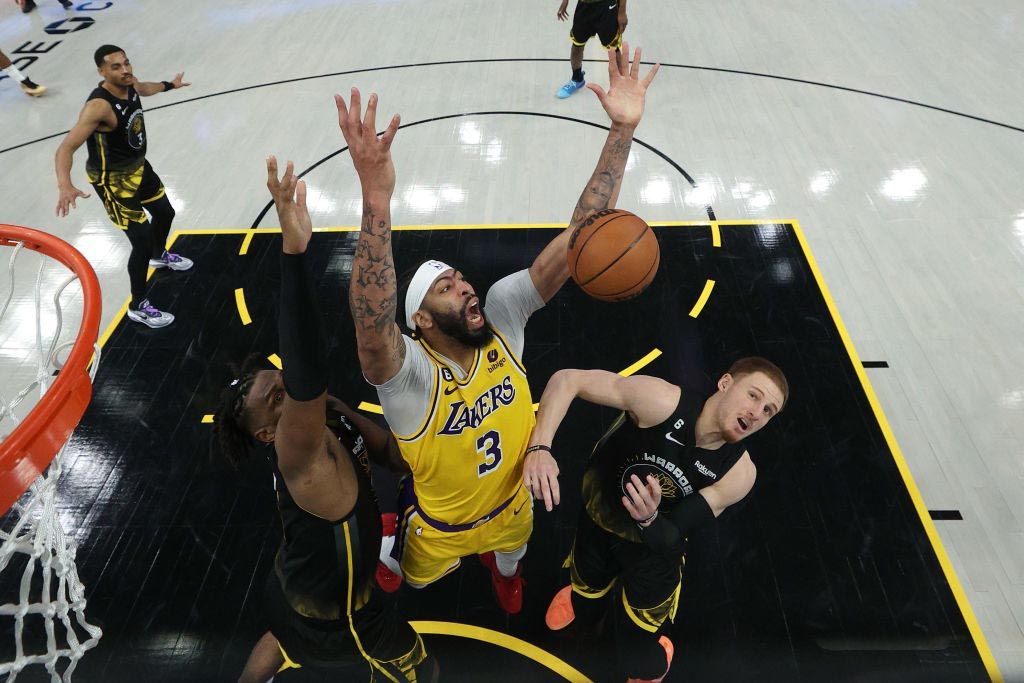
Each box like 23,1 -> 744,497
570,135 -> 632,228
349,204 -> 405,365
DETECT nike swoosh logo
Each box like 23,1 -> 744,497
513,501 -> 528,515
665,432 -> 685,446
444,385 -> 459,395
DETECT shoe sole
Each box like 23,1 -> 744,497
127,311 -> 174,328
148,262 -> 193,272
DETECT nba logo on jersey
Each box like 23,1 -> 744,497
487,350 -> 498,363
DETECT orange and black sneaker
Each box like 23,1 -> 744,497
625,636 -> 675,683
545,585 -> 576,630
479,551 -> 524,614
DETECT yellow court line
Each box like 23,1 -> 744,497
619,348 -> 662,377
239,231 -> 255,256
267,353 -> 282,369
357,402 -> 383,415
97,299 -> 130,349
410,621 -> 591,683
791,220 -> 1003,683
688,279 -> 715,318
710,221 -> 721,247
234,288 -> 252,326
172,222 -> 794,240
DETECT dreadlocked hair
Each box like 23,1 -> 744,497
212,353 -> 269,467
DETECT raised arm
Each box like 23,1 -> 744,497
265,157 -> 329,476
326,396 -> 409,473
133,72 -> 190,97
336,89 -> 405,385
54,100 -> 108,217
524,369 -> 679,511
528,43 -> 659,302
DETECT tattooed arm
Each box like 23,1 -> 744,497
335,89 -> 406,385
529,43 -> 660,303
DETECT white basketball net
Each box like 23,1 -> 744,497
0,240 -> 102,681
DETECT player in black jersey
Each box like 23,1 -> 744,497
555,0 -> 628,99
55,45 -> 193,329
216,158 -> 434,682
524,358 -> 788,683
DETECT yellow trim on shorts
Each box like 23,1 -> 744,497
621,590 -> 660,633
342,521 -> 402,683
140,186 -> 166,204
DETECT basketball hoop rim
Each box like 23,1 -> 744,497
0,224 -> 102,515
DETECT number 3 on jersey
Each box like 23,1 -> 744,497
476,430 -> 503,477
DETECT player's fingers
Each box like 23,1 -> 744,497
630,474 -> 653,507
550,474 -> 561,508
363,93 -> 378,134
334,94 -> 349,130
540,476 -> 553,512
78,190 -> 90,199
618,41 -> 630,74
606,47 -> 619,80
266,156 -> 279,189
586,83 -> 608,105
642,62 -> 661,88
380,114 -> 401,149
349,88 -> 362,131
630,46 -> 642,79
296,180 -> 307,209
622,495 -> 639,518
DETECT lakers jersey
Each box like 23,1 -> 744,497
395,328 -> 534,524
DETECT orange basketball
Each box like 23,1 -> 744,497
567,209 -> 660,302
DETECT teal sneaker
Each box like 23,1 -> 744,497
556,74 -> 586,99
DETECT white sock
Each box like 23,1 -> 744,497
3,65 -> 28,83
379,535 -> 402,575
494,543 -> 527,577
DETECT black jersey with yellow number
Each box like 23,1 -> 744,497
85,85 -> 147,176
271,412 -> 383,621
582,390 -> 746,542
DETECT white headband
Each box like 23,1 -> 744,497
405,260 -> 453,329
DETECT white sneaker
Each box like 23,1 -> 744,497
127,299 -> 174,328
148,251 -> 193,271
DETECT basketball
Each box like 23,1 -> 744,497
567,209 -> 660,301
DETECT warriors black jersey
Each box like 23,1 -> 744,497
582,390 -> 747,542
85,85 -> 147,176
271,412 -> 382,621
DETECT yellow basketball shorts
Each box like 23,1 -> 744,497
398,484 -> 533,586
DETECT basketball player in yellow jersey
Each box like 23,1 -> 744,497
337,45 -> 659,613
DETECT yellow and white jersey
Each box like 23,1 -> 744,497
395,328 -> 535,524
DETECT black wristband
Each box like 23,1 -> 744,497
162,81 -> 174,92
525,444 -> 551,454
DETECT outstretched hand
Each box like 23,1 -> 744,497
588,42 -> 659,129
170,72 -> 191,89
334,89 -> 401,198
266,156 -> 312,254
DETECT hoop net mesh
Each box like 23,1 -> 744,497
0,236 -> 102,681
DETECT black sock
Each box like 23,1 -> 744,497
124,220 -> 152,306
572,68 -> 584,83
